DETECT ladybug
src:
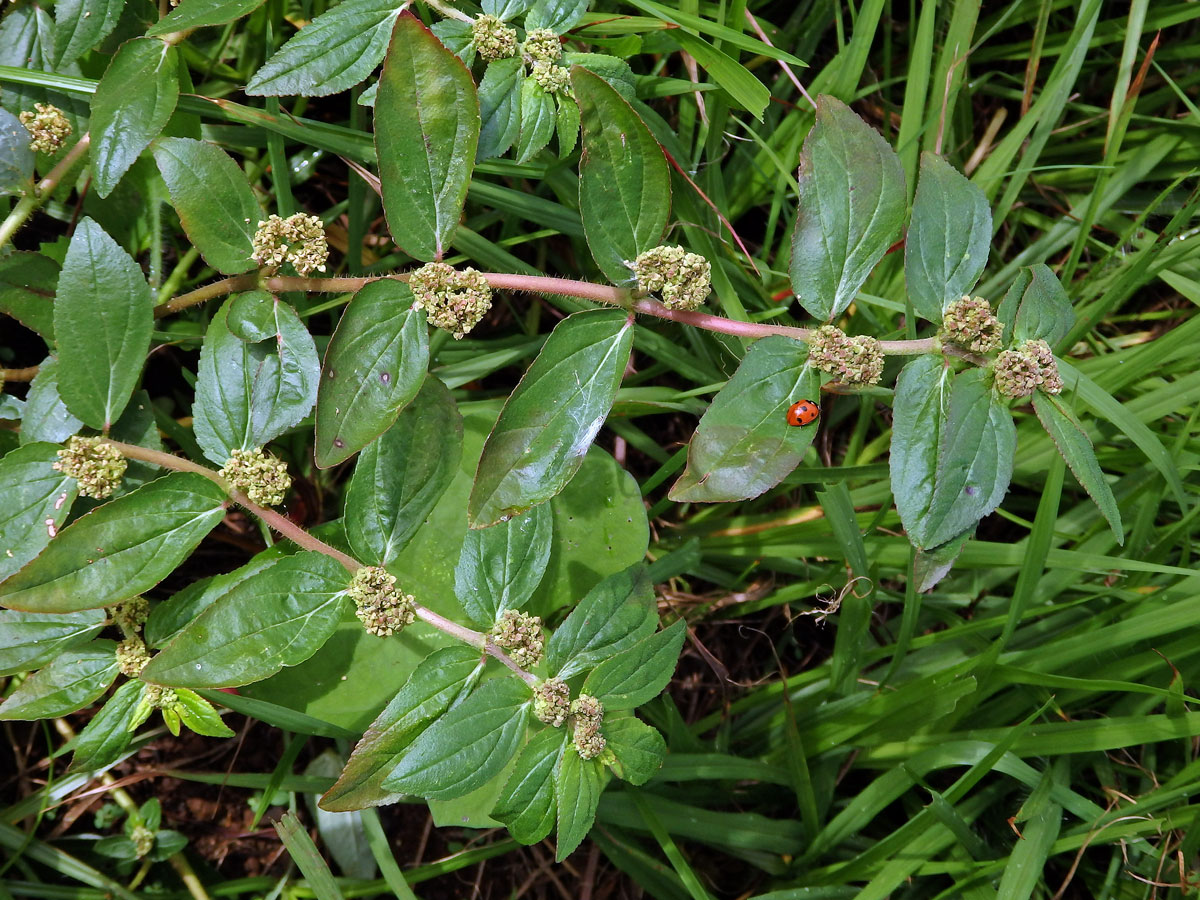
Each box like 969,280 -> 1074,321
787,399 -> 820,427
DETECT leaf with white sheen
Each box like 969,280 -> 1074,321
20,358 -> 83,445
54,218 -> 153,430
376,12 -> 479,261
670,337 -> 818,502
602,716 -> 665,785
790,95 -> 906,321
192,295 -> 320,465
0,442 -> 78,581
554,747 -> 603,861
454,503 -> 552,628
1033,392 -> 1123,543
477,58 -> 523,161
573,67 -> 670,285
315,279 -> 429,468
90,38 -> 179,198
345,376 -> 462,566
492,727 -> 565,844
246,0 -> 404,97
154,138 -> 261,274
905,152 -> 992,321
383,677 -> 531,800
321,646 -> 482,811
0,608 -> 104,676
545,565 -> 656,678
0,473 -> 228,613
583,619 -> 685,710
0,109 -> 34,196
0,640 -> 118,720
141,552 -> 351,688
469,309 -> 634,528
54,0 -> 124,66
148,0 -> 267,36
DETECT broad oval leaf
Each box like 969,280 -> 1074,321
670,336 -> 818,503
1007,263 -> 1074,347
905,152 -> 992,321
601,716 -> 665,785
54,217 -> 153,430
0,442 -> 78,581
582,619 -> 685,710
147,0 -> 268,37
492,726 -> 565,845
192,295 -> 320,465
0,108 -> 34,196
0,608 -> 104,676
90,38 -> 179,198
477,57 -> 523,162
454,503 -> 552,628
517,77 -> 556,164
0,640 -> 117,720
144,553 -> 279,648
0,252 -> 58,342
468,308 -> 634,528
321,645 -> 482,812
315,279 -> 429,468
345,376 -> 463,566
54,0 -> 124,66
526,0 -> 587,32
545,564 -> 656,678
70,679 -> 144,771
554,747 -> 603,861
376,12 -> 479,261
890,358 -> 1016,549
20,357 -> 83,445
154,137 -> 261,274
382,677 -> 531,800
141,552 -> 352,688
573,67 -> 670,285
789,95 -> 906,321
1032,392 -> 1123,543
246,0 -> 403,97
0,473 -> 228,613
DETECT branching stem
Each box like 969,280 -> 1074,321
0,133 -> 92,251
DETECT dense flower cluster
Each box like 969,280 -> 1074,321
112,597 -> 151,632
472,14 -> 517,59
219,448 -> 291,506
994,339 -> 1063,398
523,28 -> 562,64
347,566 -> 416,637
145,684 -> 178,709
54,436 -> 127,499
531,61 -> 571,95
571,694 -> 606,759
130,825 -> 155,858
533,677 -> 571,727
250,213 -> 329,275
19,103 -> 72,153
116,638 -> 151,677
940,295 -> 1003,353
491,610 -> 544,668
409,262 -> 493,339
806,325 -> 885,385
631,245 -> 712,311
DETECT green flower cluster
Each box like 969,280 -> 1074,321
19,103 -> 72,153
632,245 -> 712,311
472,14 -> 517,60
250,213 -> 329,275
491,610 -> 544,668
533,677 -> 571,727
522,28 -> 562,64
116,637 -> 151,677
409,262 -> 493,339
130,825 -> 155,858
994,339 -> 1063,398
571,694 -> 605,759
532,61 -> 572,95
54,436 -> 127,500
219,448 -> 291,507
807,325 -> 885,385
347,566 -> 416,637
940,295 -> 1003,353
111,597 -> 150,632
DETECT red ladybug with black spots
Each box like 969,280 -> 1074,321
787,399 -> 819,427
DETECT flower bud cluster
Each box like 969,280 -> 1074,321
631,246 -> 711,311
571,694 -> 605,759
940,295 -> 1003,353
19,103 -> 72,154
347,566 -> 416,637
145,684 -> 178,709
54,436 -> 127,499
250,213 -> 329,275
994,339 -> 1063,398
531,61 -> 571,95
409,262 -> 493,339
533,677 -> 570,727
116,637 -> 151,677
806,325 -> 884,385
491,610 -> 544,668
219,448 -> 291,507
130,824 -> 155,858
472,14 -> 517,60
523,29 -> 562,65
112,597 -> 151,631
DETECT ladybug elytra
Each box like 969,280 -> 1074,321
787,400 -> 819,427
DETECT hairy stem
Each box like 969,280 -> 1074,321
0,133 -> 92,252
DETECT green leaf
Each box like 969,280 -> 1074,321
141,551 -> 351,688
20,357 -> 83,445
1008,263 -> 1075,347
0,442 -> 78,582
573,67 -> 670,285
345,377 -> 462,566
71,679 -> 144,770
0,473 -> 227,613
554,746 -> 603,861
482,0 -> 533,17
912,528 -> 973,593
147,0 -> 267,36
54,217 -> 153,430
492,727 -> 565,844
429,19 -> 474,65
145,555 -> 278,647
1032,392 -> 1123,543
0,640 -> 117,720
516,77 -> 556,164
154,137 -> 261,275
173,687 -> 236,737
90,38 -> 179,198
0,108 -> 34,195
789,95 -> 906,321
246,0 -> 402,97
375,12 -> 479,262
526,0 -> 587,32
53,0 -> 124,66
555,93 -> 580,157
191,295 -> 320,465
275,812 -> 346,900
454,503 -> 552,628
583,619 -> 685,710
321,646 -> 482,812
890,358 -> 1016,549
469,308 -> 634,528
545,564 -> 657,678
477,59 -> 523,161
904,152 -> 992,322
601,717 -> 665,785
669,336 -> 818,503
315,279 -> 429,468
667,29 -> 770,120
0,608 -> 104,676
0,252 -> 57,342
382,677 -> 531,800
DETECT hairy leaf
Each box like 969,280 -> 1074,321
54,0 -> 124,66
19,358 -> 83,445
455,503 -> 552,628
0,252 -> 57,341
555,747 -> 603,860
517,77 -> 556,164
583,619 -> 685,710
492,727 -> 565,844
602,716 -> 665,785
0,108 -> 34,196
0,608 -> 104,676
477,57 -> 523,161
545,565 -> 657,678
148,0 -> 268,36
0,640 -> 117,720
0,442 -> 78,582
70,679 -> 144,771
